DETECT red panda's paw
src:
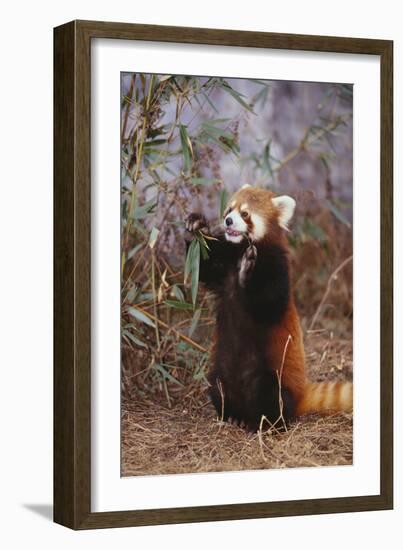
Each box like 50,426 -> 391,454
185,213 -> 209,234
239,244 -> 257,287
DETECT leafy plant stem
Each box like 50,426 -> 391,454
121,74 -> 136,141
275,114 -> 351,173
151,252 -> 161,349
133,304 -> 207,353
123,74 -> 155,268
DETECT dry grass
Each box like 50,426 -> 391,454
121,331 -> 353,477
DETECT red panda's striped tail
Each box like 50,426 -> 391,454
295,381 -> 353,417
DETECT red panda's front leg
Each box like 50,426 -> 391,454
185,212 -> 210,235
238,244 -> 257,288
241,244 -> 291,324
185,213 -> 238,289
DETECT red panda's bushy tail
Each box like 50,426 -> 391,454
295,381 -> 353,417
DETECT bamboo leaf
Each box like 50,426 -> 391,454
188,308 -> 202,338
249,79 -> 271,87
195,232 -> 210,260
203,117 -> 231,125
263,140 -> 273,176
164,300 -> 194,310
190,240 -> 200,306
184,237 -> 201,305
138,292 -> 154,301
133,198 -> 157,220
184,238 -> 198,283
172,285 -> 185,302
155,363 -> 184,386
148,227 -> 160,249
127,243 -> 143,260
201,91 -> 219,113
253,86 -> 270,108
220,189 -> 229,218
126,284 -> 139,303
221,82 -> 255,114
200,125 -> 239,156
179,124 -> 193,173
122,329 -> 148,348
143,138 -> 167,148
200,123 -> 233,141
193,368 -> 208,382
128,307 -> 156,328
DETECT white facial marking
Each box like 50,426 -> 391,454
240,203 -> 249,212
272,195 -> 296,230
224,209 -> 248,242
230,200 -> 236,208
225,233 -> 244,243
250,212 -> 266,241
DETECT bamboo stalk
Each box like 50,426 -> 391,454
123,74 -> 156,268
151,253 -> 161,349
121,74 -> 136,141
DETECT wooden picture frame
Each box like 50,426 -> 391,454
54,19 -> 393,529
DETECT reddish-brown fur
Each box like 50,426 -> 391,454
229,186 -> 353,419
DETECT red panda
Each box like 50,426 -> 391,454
186,184 -> 352,431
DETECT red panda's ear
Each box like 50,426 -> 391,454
272,195 -> 296,230
241,184 -> 251,190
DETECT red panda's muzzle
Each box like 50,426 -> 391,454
225,228 -> 243,237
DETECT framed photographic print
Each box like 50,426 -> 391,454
54,20 -> 393,529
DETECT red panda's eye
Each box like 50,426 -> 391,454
241,211 -> 249,220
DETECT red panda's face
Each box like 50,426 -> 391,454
223,184 -> 296,243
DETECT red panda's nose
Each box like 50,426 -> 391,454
225,217 -> 233,227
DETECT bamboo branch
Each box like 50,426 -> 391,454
133,304 -> 208,354
123,74 -> 155,264
274,114 -> 351,173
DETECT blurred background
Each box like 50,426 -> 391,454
120,73 -> 353,410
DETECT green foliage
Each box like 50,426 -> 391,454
184,238 -> 201,307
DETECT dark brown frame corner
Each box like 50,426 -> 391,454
54,19 -> 393,530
